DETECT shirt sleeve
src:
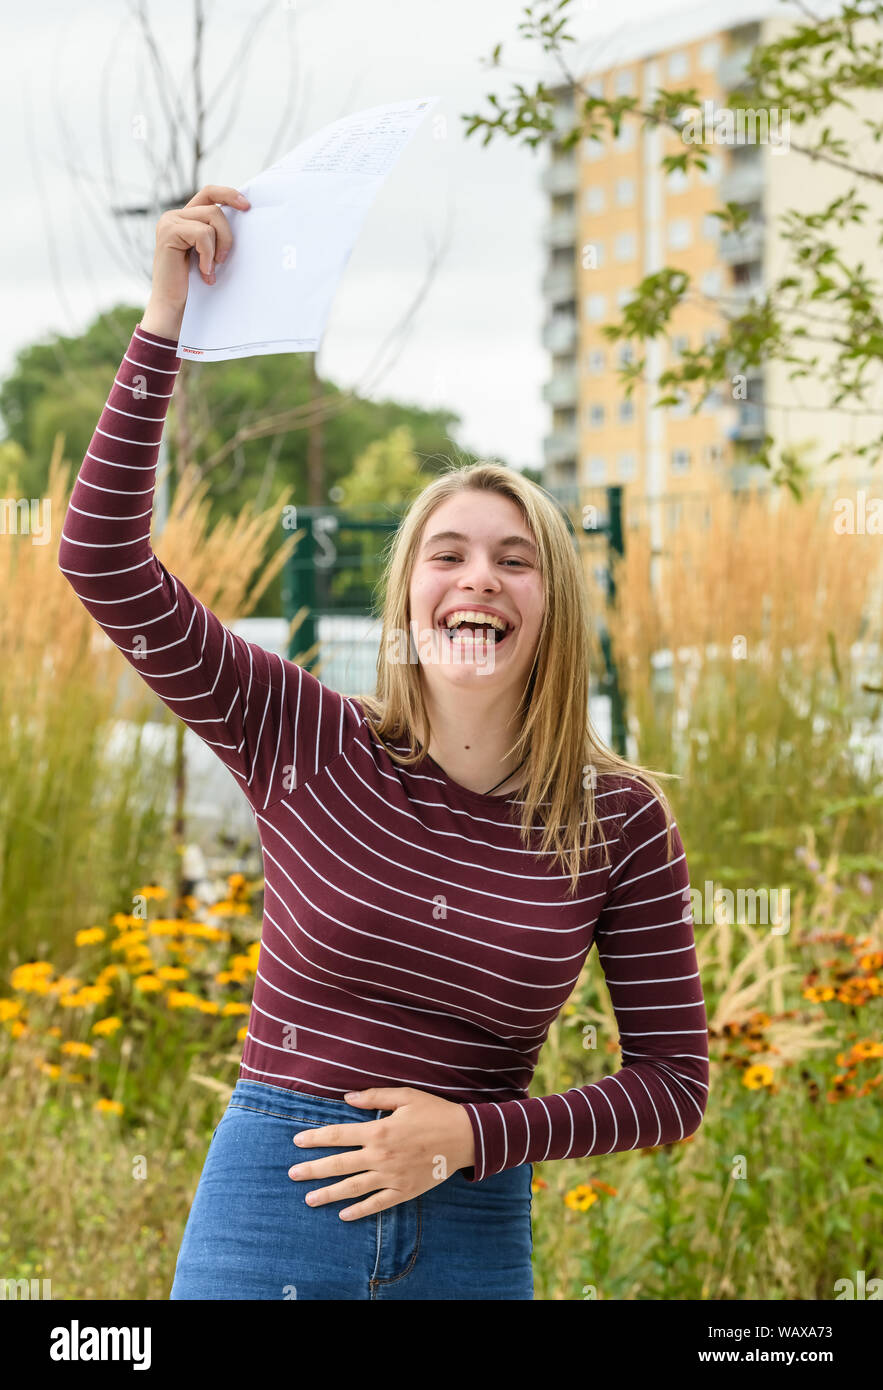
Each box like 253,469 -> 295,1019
57,322 -> 361,815
459,784 -> 709,1182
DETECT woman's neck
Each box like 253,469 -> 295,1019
422,689 -> 526,796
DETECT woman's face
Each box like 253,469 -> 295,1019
408,490 -> 545,694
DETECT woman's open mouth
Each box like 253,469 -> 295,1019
436,616 -> 514,649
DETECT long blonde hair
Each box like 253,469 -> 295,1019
357,462 -> 677,895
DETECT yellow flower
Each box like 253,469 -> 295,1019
564,1184 -> 599,1212
11,962 -> 54,993
111,912 -> 143,930
221,1002 -> 250,1016
60,984 -> 112,1008
96,965 -> 119,985
38,1062 -> 61,1078
803,986 -> 835,1003
237,1025 -> 248,1042
48,976 -> 82,996
94,1099 -> 124,1115
63,1072 -> 86,1084
61,1041 -> 95,1058
0,998 -> 23,1021
134,975 -> 165,994
92,1017 -> 122,1037
209,900 -> 249,916
112,932 -> 147,952
197,1000 -> 220,1014
75,927 -> 106,946
80,984 -> 112,1004
165,990 -> 202,1010
137,884 -> 168,900
155,966 -> 188,981
743,1064 -> 775,1090
8,1019 -> 28,1039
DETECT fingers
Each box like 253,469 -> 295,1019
175,205 -> 238,273
184,185 -> 250,211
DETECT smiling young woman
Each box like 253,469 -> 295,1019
57,218 -> 708,1298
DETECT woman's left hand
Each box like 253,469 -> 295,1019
287,1086 -> 476,1220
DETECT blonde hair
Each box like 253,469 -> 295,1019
357,462 -> 677,895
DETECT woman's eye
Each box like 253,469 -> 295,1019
434,555 -> 525,567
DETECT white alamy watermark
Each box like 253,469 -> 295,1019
0,497 -> 52,545
685,880 -> 790,935
49,1320 -> 151,1370
681,99 -> 790,152
384,621 -> 499,674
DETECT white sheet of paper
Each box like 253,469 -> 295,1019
175,97 -> 438,362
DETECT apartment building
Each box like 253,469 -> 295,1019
541,5 -> 840,528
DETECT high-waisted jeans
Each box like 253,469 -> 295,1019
169,1078 -> 534,1300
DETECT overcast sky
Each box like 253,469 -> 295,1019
4,0 -> 797,471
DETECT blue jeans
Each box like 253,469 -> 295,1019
169,1079 -> 534,1300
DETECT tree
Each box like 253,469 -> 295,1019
462,0 -> 883,496
24,0 -> 452,508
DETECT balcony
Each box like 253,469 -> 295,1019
722,274 -> 765,313
718,46 -> 754,91
543,209 -> 578,248
541,262 -> 577,300
727,402 -> 765,440
543,425 -> 579,467
542,370 -> 579,407
718,222 -> 764,263
552,102 -> 578,139
720,155 -> 765,205
541,153 -> 577,195
542,314 -> 578,353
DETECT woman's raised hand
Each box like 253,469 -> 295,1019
148,184 -> 251,311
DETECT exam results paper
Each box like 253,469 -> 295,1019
176,96 -> 438,362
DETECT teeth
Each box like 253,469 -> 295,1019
442,610 -> 507,632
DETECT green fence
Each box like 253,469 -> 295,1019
281,488 -> 626,753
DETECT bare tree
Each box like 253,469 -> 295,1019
39,0 -> 451,505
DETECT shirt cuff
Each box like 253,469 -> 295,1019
136,322 -> 181,350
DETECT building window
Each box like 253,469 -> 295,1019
583,136 -> 604,161
585,185 -> 605,213
585,293 -> 607,321
618,398 -> 636,424
587,403 -> 606,428
668,51 -> 689,80
617,288 -> 635,309
614,69 -> 635,95
701,268 -> 723,296
587,455 -> 606,483
586,348 -> 606,374
670,334 -> 689,358
614,122 -> 635,151
670,390 -> 691,418
667,218 -> 692,249
666,166 -> 689,194
704,329 -> 722,349
587,78 -> 604,99
671,448 -> 691,473
702,213 -> 720,240
615,177 -> 635,206
703,442 -> 724,464
617,451 -> 637,480
700,40 -> 720,70
617,343 -> 635,367
698,154 -> 721,183
614,231 -> 636,261
702,388 -> 726,412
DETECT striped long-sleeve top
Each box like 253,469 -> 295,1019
57,322 -> 710,1182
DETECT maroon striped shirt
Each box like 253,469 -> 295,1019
57,323 -> 710,1182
